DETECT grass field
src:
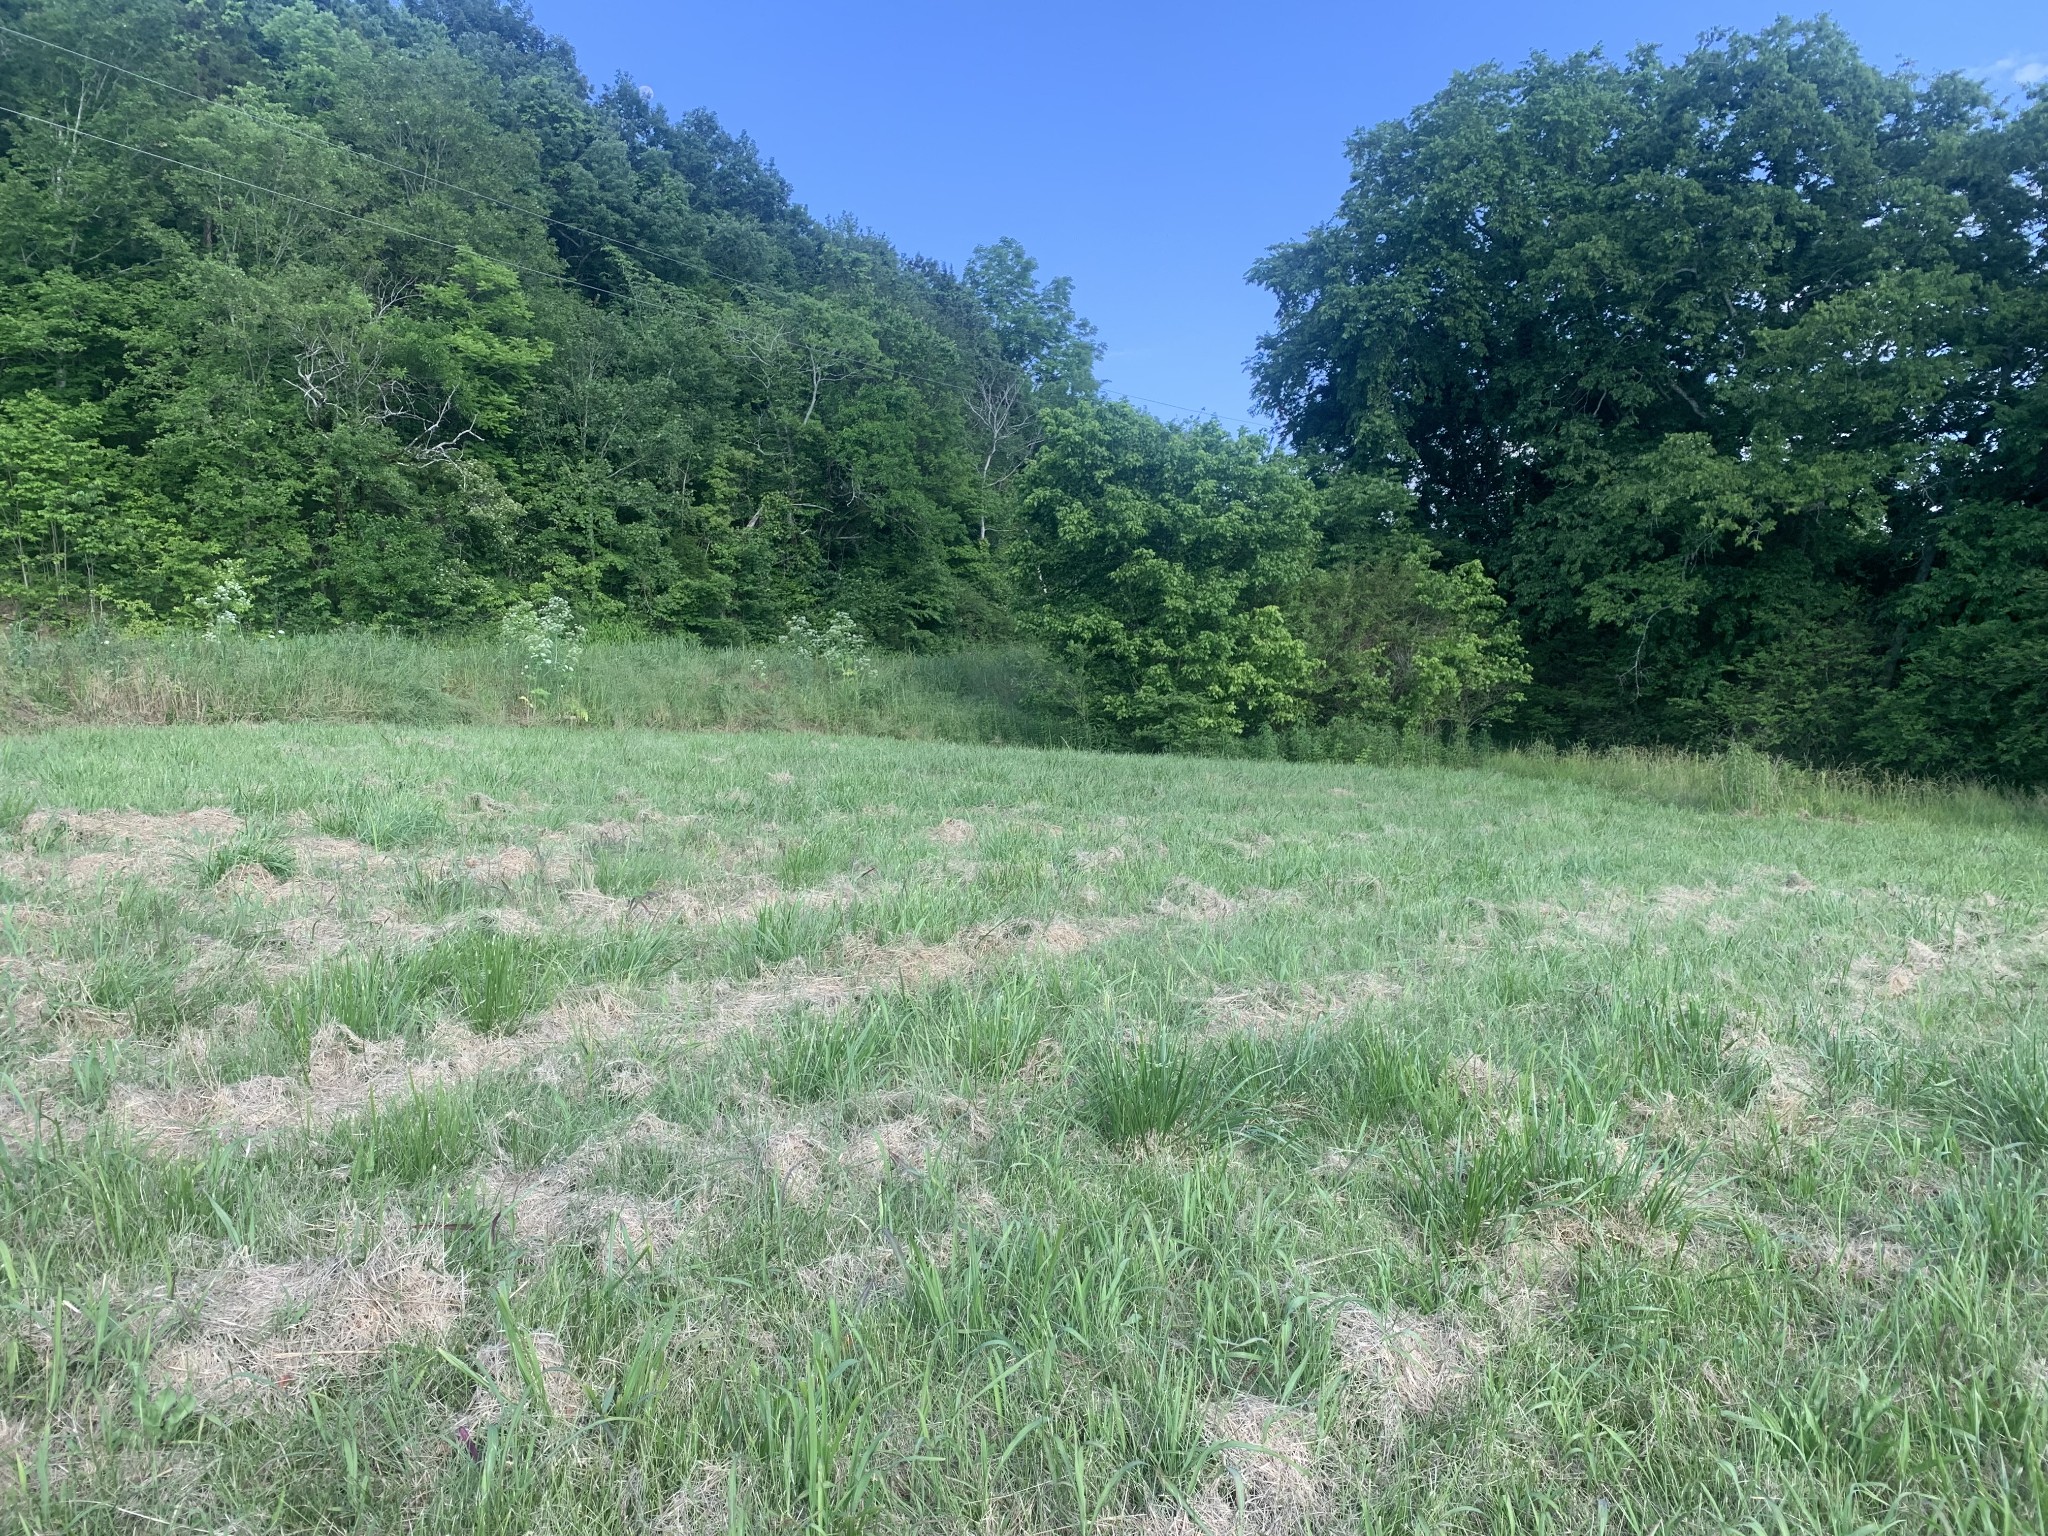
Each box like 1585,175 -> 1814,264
2,724 -> 2046,1534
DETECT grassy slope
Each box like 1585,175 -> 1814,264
2,724 -> 2046,1533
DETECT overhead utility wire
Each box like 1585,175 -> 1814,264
0,19 -> 712,286
1117,391 -> 1263,428
3,23 -> 1272,430
0,98 -> 637,303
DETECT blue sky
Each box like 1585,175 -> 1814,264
524,1 -> 2045,432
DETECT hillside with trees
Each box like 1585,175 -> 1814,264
1,4 -> 2043,782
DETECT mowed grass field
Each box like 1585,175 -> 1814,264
1,726 -> 2045,1535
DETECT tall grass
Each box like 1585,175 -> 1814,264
3,628 -> 2042,828
0,630 -> 1071,745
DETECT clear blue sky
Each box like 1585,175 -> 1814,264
524,1 -> 2045,431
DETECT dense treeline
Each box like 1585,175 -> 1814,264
1257,18 -> 2048,782
0,0 -> 1101,647
2,5 -> 2044,782
0,0 -> 1523,755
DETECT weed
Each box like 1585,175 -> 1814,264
1085,1031 -> 1222,1146
774,836 -> 850,889
591,846 -> 673,900
334,1085 -> 486,1187
404,868 -> 495,917
929,978 -> 1050,1077
193,831 -> 296,885
274,951 -> 422,1049
83,951 -> 216,1038
68,1047 -> 115,1109
1616,994 -> 1728,1096
0,790 -> 34,835
573,925 -> 690,986
1953,1043 -> 2048,1157
1310,1024 -> 1445,1134
740,1322 -> 882,1531
1395,1095 -> 1675,1248
1921,1157 -> 2048,1277
731,902 -> 845,971
410,930 -> 558,1032
759,1008 -> 886,1103
316,789 -> 450,849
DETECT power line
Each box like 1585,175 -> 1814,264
1114,390 -> 1266,429
0,98 -> 637,304
0,19 -> 715,288
2,24 -> 1272,434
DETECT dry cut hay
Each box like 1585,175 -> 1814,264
151,1221 -> 463,1408
1136,1396 -> 1324,1536
796,1245 -> 902,1307
455,1329 -> 586,1444
1202,972 -> 1401,1038
24,807 -> 242,845
473,1113 -> 703,1265
114,994 -> 638,1154
654,1463 -> 737,1536
842,1093 -> 992,1182
1794,1230 -> 1917,1286
1154,879 -> 1240,921
22,806 -> 244,886
762,1128 -> 831,1206
1723,1027 -> 1818,1129
114,908 -> 1124,1155
1330,1303 -> 1487,1444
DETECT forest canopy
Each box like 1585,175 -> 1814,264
1254,17 -> 2048,783
1,5 -> 2043,782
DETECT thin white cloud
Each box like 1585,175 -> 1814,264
1975,54 -> 2048,92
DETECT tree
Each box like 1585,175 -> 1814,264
1291,535 -> 1530,736
1013,401 -> 1317,749
1253,18 -> 2048,774
0,392 -> 194,621
965,237 -> 1101,399
0,0 -> 1044,642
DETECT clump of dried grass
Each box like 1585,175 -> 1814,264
151,1221 -> 464,1407
843,1093 -> 990,1181
1452,1054 -> 1513,1100
654,1463 -> 736,1536
1155,879 -> 1240,921
456,1328 -> 585,1436
1329,1303 -> 1487,1443
763,1128 -> 831,1205
1138,1396 -> 1325,1536
1202,972 -> 1401,1037
796,1245 -> 902,1307
474,1113 -> 702,1263
25,808 -> 242,846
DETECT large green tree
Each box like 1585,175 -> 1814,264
1254,18 -> 2048,779
1011,400 -> 1319,750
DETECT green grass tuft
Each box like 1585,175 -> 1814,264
409,929 -> 559,1032
194,830 -> 297,885
315,788 -> 451,849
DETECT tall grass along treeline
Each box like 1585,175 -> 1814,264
1,3 -> 2044,780
5,627 -> 2042,833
